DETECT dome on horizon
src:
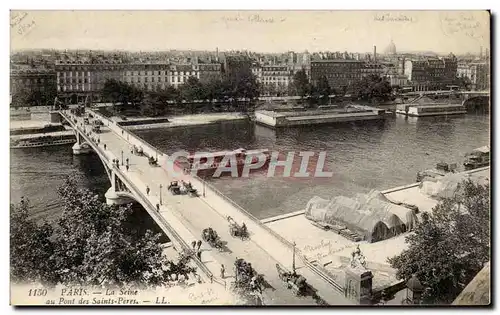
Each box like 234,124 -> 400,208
385,40 -> 397,55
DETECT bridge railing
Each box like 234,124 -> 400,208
112,167 -> 219,285
60,111 -> 222,287
88,109 -> 164,160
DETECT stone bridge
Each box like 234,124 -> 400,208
60,109 -> 355,305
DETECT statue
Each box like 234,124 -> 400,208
350,245 -> 367,270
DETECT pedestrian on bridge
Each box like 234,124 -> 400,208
220,264 -> 225,279
126,164 -> 129,172
104,144 -> 107,150
156,203 -> 160,212
197,240 -> 202,251
146,186 -> 150,196
196,250 -> 202,260
191,241 -> 197,250
126,158 -> 129,166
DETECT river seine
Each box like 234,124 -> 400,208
11,114 -> 489,221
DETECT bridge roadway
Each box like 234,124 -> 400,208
62,111 -> 353,305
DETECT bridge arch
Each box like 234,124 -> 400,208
462,95 -> 490,112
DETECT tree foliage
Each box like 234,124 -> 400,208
388,180 -> 490,304
316,75 -> 331,105
352,74 -> 393,103
11,86 -> 57,108
101,79 -> 144,107
10,178 -> 195,287
292,69 -> 310,98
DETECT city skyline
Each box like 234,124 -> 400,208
11,11 -> 490,55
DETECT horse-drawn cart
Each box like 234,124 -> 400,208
227,216 -> 248,239
232,258 -> 265,294
132,145 -> 144,156
168,181 -> 181,195
275,264 -> 307,296
148,156 -> 158,167
181,180 -> 198,197
201,228 -> 223,251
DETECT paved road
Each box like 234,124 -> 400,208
67,112 -> 327,305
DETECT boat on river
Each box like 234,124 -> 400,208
175,148 -> 271,178
464,146 -> 490,170
11,134 -> 76,149
416,162 -> 458,182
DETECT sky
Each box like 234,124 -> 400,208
10,10 -> 490,55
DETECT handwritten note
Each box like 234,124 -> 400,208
11,11 -> 36,37
374,13 -> 417,23
187,287 -> 218,304
440,12 -> 483,39
221,14 -> 286,25
302,239 -> 359,261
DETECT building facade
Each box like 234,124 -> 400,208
252,65 -> 292,96
386,73 -> 409,87
457,62 -> 490,91
310,59 -> 365,92
10,67 -> 57,106
404,54 -> 458,91
54,61 -> 222,103
197,63 -> 222,84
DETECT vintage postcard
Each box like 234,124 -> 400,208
10,10 -> 490,306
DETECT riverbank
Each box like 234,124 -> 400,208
120,113 -> 249,130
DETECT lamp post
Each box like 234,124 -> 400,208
202,175 -> 206,197
159,184 -> 163,205
292,241 -> 296,273
121,150 -> 124,165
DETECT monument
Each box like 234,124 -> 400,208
344,245 -> 373,304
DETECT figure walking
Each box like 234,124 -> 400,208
220,264 -> 225,279
191,241 -> 197,250
197,240 -> 202,251
104,144 -> 107,150
126,158 -> 129,166
146,186 -> 150,196
126,164 -> 129,172
196,250 -> 202,260
156,203 -> 160,212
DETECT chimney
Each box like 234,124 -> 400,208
479,46 -> 483,58
374,45 -> 377,62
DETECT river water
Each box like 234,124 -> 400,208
10,113 -> 490,221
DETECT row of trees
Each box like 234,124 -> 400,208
101,70 -> 261,117
11,177 -> 195,287
291,70 -> 394,106
11,87 -> 57,108
388,180 -> 490,304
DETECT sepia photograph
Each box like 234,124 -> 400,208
9,9 -> 491,306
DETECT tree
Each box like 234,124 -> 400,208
388,180 -> 490,304
101,79 -> 123,106
292,69 -> 310,99
101,79 -> 143,109
453,76 -> 472,91
10,177 -> 195,287
352,74 -> 393,103
10,198 -> 56,284
140,91 -> 166,117
316,75 -> 331,104
181,76 -> 204,102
